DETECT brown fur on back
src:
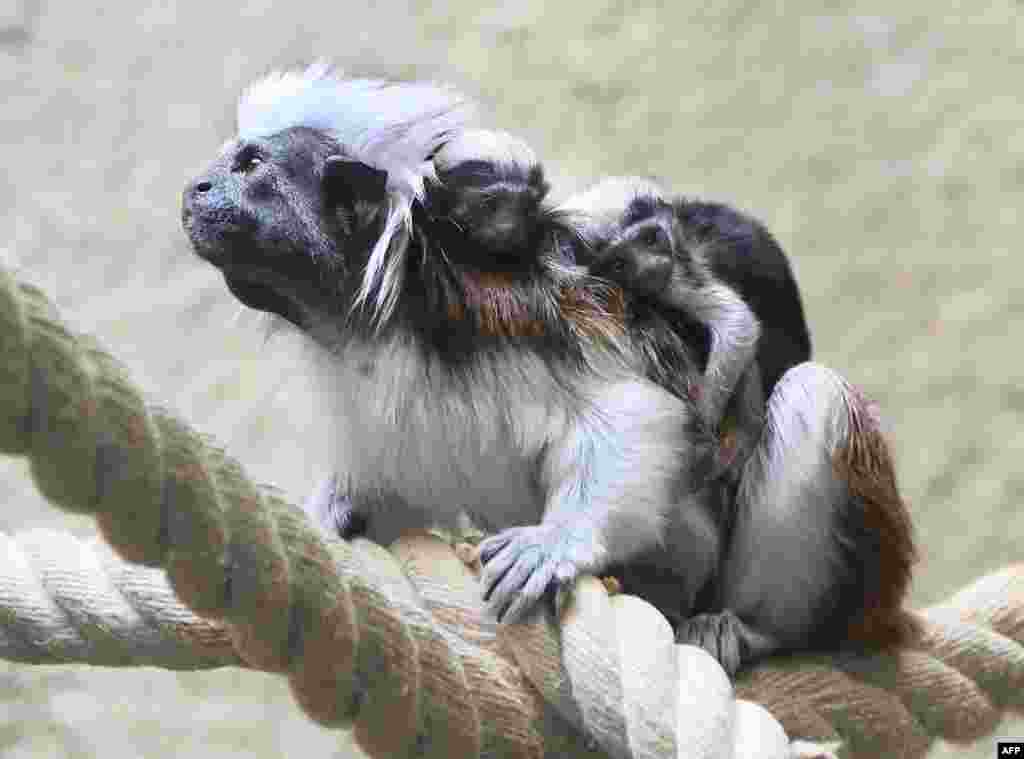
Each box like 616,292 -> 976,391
558,284 -> 626,343
455,268 -> 627,342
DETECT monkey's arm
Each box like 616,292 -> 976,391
677,362 -> 915,676
715,362 -> 765,479
478,379 -> 714,623
661,276 -> 761,435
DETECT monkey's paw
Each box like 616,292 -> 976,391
477,525 -> 599,623
674,610 -> 746,677
302,474 -> 367,540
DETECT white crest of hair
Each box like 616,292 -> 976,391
237,62 -> 478,325
433,128 -> 538,175
556,176 -> 668,244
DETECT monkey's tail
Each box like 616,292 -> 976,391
833,383 -> 921,648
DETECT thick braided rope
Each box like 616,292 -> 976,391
0,528 -> 240,668
1,264 -> 805,758
4,528 -> 1024,759
4,263 -> 1023,758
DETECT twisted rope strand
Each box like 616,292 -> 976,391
4,527 -> 1024,759
4,263 -> 1024,758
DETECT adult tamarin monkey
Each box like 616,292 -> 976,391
181,64 -> 916,675
565,177 -> 917,670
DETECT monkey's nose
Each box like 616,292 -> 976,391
186,178 -> 213,198
634,259 -> 674,292
182,177 -> 216,223
184,177 -> 216,201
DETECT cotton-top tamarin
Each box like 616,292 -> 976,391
182,64 -> 916,674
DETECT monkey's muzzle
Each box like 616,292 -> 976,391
181,178 -> 315,328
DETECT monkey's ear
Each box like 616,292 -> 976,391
323,155 -> 389,209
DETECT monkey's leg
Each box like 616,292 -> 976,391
479,379 -> 714,623
302,474 -> 367,540
677,362 -> 909,676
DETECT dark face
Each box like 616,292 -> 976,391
430,161 -> 549,266
456,188 -> 535,251
181,126 -> 385,328
589,217 -> 675,297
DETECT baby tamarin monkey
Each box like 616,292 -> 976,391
565,178 -> 917,671
426,128 -> 556,266
585,197 -> 763,479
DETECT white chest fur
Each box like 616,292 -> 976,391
318,338 -> 576,537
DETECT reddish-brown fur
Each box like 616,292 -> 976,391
834,388 -> 920,647
453,270 -> 627,341
557,284 -> 626,343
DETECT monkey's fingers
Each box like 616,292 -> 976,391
496,562 -> 560,623
675,610 -> 747,677
488,551 -> 552,622
479,527 -> 566,622
478,530 -> 529,601
454,542 -> 481,570
485,544 -> 544,604
336,509 -> 368,540
477,531 -> 515,565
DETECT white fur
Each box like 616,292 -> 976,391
238,62 -> 478,325
313,336 -> 566,543
668,277 -> 761,426
722,362 -> 854,638
306,332 -> 694,563
238,62 -> 474,180
433,128 -> 538,175
557,175 -> 667,244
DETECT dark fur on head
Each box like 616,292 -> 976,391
426,129 -> 564,267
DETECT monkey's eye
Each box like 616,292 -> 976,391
610,258 -> 627,273
481,192 -> 507,213
637,226 -> 666,248
233,145 -> 265,174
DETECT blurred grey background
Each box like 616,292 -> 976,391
1,0 -> 1022,756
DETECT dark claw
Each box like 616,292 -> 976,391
303,474 -> 368,540
675,611 -> 745,677
478,533 -> 512,564
489,553 -> 540,615
479,537 -> 518,600
482,561 -> 513,603
336,506 -> 367,540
